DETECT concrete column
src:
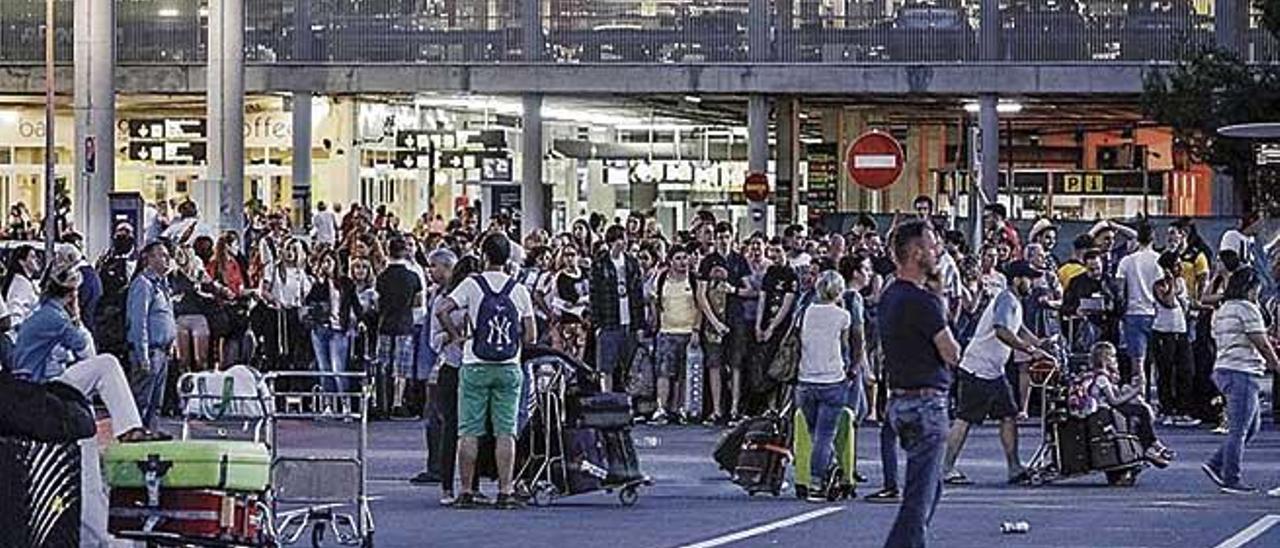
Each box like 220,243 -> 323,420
1215,0 -> 1247,56
73,0 -> 113,255
980,0 -> 1000,60
747,95 -> 770,235
978,94 -> 999,248
209,0 -> 245,232
523,0 -> 542,61
749,0 -> 771,61
291,93 -> 313,227
521,94 -> 547,234
775,97 -> 798,227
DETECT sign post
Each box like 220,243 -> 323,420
744,171 -> 769,235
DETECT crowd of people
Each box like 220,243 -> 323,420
2,192 -> 1279,539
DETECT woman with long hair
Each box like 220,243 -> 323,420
4,244 -> 41,326
550,244 -> 589,360
170,246 -> 214,373
259,238 -> 313,369
206,231 -> 253,368
303,250 -> 359,402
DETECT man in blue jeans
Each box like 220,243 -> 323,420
590,225 -> 645,392
877,221 -> 961,548
126,241 -> 178,428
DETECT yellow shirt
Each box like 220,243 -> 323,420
1058,261 -> 1088,290
659,275 -> 698,334
1181,251 -> 1210,300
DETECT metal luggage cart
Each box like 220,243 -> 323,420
516,357 -> 570,506
264,371 -> 375,548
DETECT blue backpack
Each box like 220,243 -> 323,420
471,274 -> 523,362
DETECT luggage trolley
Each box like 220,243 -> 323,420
265,371 -> 375,547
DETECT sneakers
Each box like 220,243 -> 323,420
454,492 -> 493,509
440,492 -> 457,507
496,493 -> 525,510
943,469 -> 974,486
1159,415 -> 1176,427
1144,447 -> 1170,469
1267,486 -> 1280,498
1175,416 -> 1202,427
1201,463 -> 1226,489
1220,484 -> 1259,495
805,487 -> 828,503
409,471 -> 442,485
1212,423 -> 1229,435
651,409 -> 668,424
864,487 -> 900,503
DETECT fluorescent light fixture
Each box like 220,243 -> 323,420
683,95 -> 702,104
158,8 -> 180,17
963,101 -> 1024,114
197,7 -> 209,17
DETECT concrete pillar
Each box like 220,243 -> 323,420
749,0 -> 771,61
73,0 -> 114,255
291,93 -> 313,227
978,94 -> 1000,248
521,94 -> 547,234
776,98 -> 798,227
747,95 -> 770,235
1215,0 -> 1247,56
523,0 -> 542,61
209,0 -> 245,232
980,0 -> 1000,60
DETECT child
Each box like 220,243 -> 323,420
1084,342 -> 1174,468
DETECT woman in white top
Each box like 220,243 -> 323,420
261,238 -> 313,367
3,244 -> 41,327
796,270 -> 851,501
1151,251 -> 1195,425
1208,269 -> 1280,494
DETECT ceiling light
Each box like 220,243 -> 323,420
683,95 -> 702,104
962,101 -> 1024,114
197,7 -> 209,17
158,8 -> 180,17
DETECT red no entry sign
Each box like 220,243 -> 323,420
846,131 -> 904,190
744,171 -> 769,202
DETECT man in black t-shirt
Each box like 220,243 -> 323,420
377,237 -> 424,416
696,221 -> 750,422
877,221 -> 961,548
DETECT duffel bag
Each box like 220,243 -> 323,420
577,392 -> 633,430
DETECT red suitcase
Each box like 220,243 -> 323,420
109,488 -> 265,545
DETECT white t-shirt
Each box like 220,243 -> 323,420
960,290 -> 1023,380
799,303 -> 851,385
938,252 -> 962,298
1116,247 -> 1162,316
312,210 -> 338,245
448,271 -> 535,365
1152,276 -> 1188,334
612,255 -> 631,326
1212,300 -> 1268,377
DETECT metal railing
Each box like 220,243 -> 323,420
0,0 -> 1274,65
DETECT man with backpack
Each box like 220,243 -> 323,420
94,223 -> 137,362
436,232 -> 536,510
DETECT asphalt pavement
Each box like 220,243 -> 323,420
261,416 -> 1280,548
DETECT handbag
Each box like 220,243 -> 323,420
0,373 -> 96,443
766,308 -> 806,385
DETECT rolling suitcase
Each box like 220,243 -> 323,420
578,392 -> 634,430
792,407 -> 857,499
108,488 -> 264,544
104,440 -> 271,492
731,414 -> 791,496
713,415 -> 780,473
0,437 -> 80,548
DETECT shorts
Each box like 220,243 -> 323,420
595,326 -> 637,376
702,338 -> 726,371
726,324 -> 751,370
656,332 -> 692,379
458,364 -> 523,437
1122,315 -> 1155,361
955,369 -> 1018,425
378,334 -> 416,378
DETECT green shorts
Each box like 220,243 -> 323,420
458,363 -> 523,437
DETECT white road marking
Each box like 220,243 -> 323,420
1214,515 -> 1280,548
677,506 -> 845,548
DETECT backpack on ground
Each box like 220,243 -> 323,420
472,274 -> 523,362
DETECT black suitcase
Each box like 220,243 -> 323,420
1055,418 -> 1091,475
713,416 -> 778,473
0,437 -> 81,548
601,429 -> 644,484
557,428 -> 607,495
577,393 -> 633,430
734,431 -> 790,495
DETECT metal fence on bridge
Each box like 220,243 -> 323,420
0,0 -> 1277,65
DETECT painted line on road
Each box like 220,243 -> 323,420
677,506 -> 845,548
1214,515 -> 1280,548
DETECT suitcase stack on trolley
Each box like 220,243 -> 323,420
104,440 -> 272,546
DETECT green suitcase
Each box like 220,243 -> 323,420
792,407 -> 857,499
104,440 -> 271,492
